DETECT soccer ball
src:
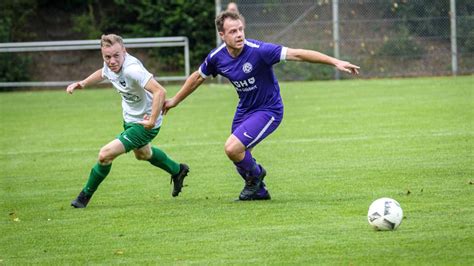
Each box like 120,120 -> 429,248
367,197 -> 403,231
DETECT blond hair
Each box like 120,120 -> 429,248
100,34 -> 124,48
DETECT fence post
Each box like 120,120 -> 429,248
332,0 -> 340,80
450,0 -> 458,76
215,0 -> 222,48
215,0 -> 223,83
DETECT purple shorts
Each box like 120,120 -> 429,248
231,110 -> 283,149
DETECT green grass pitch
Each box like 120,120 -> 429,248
1,76 -> 473,264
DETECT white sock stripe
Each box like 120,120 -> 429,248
246,116 -> 275,148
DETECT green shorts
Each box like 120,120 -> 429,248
117,122 -> 160,152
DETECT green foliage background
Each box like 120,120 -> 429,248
385,0 -> 474,52
0,0 -> 215,81
72,0 -> 216,67
0,1 -> 472,81
0,0 -> 36,82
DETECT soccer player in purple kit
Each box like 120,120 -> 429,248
164,11 -> 360,201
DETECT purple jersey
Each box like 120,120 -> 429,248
199,39 -> 287,117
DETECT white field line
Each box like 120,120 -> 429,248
1,131 -> 471,156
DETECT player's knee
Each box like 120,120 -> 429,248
224,142 -> 240,159
134,152 -> 150,161
98,148 -> 114,164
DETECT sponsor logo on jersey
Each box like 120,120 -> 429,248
119,80 -> 126,87
232,77 -> 257,92
119,92 -> 140,102
242,62 -> 253,73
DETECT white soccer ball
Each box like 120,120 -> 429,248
367,197 -> 403,231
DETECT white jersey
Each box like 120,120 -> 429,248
102,53 -> 162,128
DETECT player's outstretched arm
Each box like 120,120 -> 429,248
163,70 -> 206,115
286,48 -> 360,75
66,69 -> 104,94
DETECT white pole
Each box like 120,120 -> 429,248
215,0 -> 223,83
450,0 -> 458,76
215,0 -> 222,48
332,0 -> 340,80
184,38 -> 190,77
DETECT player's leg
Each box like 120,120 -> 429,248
134,143 -> 179,175
227,111 -> 282,200
226,135 -> 269,200
134,143 -> 189,197
228,111 -> 281,177
225,135 -> 261,177
128,122 -> 189,197
71,139 -> 126,208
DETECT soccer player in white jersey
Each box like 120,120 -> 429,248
164,11 -> 359,200
66,34 -> 189,208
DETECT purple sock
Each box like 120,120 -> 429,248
234,150 -> 261,178
235,165 -> 247,178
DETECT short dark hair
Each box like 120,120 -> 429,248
215,11 -> 244,33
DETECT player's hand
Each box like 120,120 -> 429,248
137,114 -> 154,130
335,60 -> 360,75
162,98 -> 177,115
66,81 -> 84,94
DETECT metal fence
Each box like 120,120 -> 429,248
217,0 -> 473,80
